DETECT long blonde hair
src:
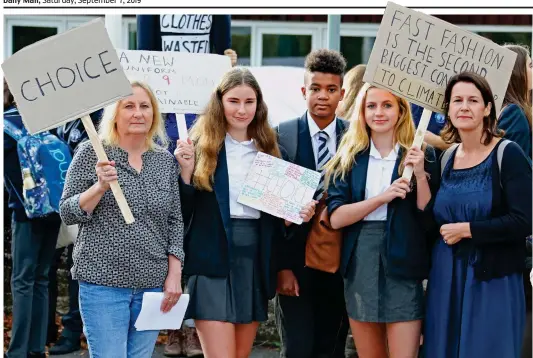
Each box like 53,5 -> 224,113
98,80 -> 168,150
324,86 -> 415,187
190,67 -> 281,191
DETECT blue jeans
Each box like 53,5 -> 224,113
79,281 -> 162,358
7,214 -> 60,358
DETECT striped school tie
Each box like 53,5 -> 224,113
314,131 -> 332,201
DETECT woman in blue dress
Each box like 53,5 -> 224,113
424,72 -> 532,358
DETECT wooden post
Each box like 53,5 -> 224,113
402,108 -> 432,181
80,115 -> 135,224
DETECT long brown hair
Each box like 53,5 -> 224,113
190,67 -> 281,191
441,72 -> 502,146
336,64 -> 367,121
503,44 -> 532,127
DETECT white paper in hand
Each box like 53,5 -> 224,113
134,293 -> 190,331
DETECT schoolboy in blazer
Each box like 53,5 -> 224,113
274,49 -> 350,358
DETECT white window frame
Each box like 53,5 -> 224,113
4,15 -> 107,58
123,16 -> 137,50
4,16 -> 65,58
4,15 -> 134,58
232,20 -> 322,67
5,15 -> 531,63
65,16 -> 99,30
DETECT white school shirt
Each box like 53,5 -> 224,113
307,112 -> 337,167
225,133 -> 261,219
364,140 -> 400,221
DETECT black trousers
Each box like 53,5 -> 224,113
47,244 -> 83,342
275,267 -> 349,358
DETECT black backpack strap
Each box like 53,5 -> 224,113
277,119 -> 299,162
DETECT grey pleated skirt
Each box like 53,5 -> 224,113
344,221 -> 424,323
185,218 -> 268,324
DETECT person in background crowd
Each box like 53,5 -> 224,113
336,64 -> 367,122
424,72 -> 531,358
4,79 -> 62,358
498,43 -> 533,358
46,109 -> 103,355
325,85 -> 438,358
275,49 -> 350,358
175,67 -> 315,358
498,44 -> 532,158
59,81 -> 185,357
137,15 -> 238,357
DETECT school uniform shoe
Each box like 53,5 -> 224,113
48,336 -> 81,355
164,330 -> 184,357
182,326 -> 203,357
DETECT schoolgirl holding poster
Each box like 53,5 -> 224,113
174,67 -> 315,358
324,85 -> 439,358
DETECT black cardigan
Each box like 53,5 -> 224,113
450,140 -> 532,281
178,143 -> 285,299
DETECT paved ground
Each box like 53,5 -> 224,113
59,344 -> 280,357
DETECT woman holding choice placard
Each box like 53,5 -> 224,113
323,85 -> 439,358
423,72 -> 531,358
59,81 -> 185,357
174,67 -> 316,358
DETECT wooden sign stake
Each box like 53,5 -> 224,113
402,108 -> 432,181
80,115 -> 135,224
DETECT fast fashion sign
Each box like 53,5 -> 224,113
364,1 -> 516,114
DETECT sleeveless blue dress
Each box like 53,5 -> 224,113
423,149 -> 525,358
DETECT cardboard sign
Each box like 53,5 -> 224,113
160,14 -> 213,53
2,18 -> 132,135
364,1 -> 516,114
117,49 -> 231,114
238,152 -> 321,224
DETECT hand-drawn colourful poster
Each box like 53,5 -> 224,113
237,152 -> 321,224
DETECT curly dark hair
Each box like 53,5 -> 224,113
304,49 -> 347,83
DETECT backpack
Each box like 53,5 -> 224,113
3,107 -> 73,218
440,140 -> 510,183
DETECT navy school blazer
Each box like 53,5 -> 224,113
326,145 -> 440,280
498,104 -> 532,159
276,113 -> 349,272
178,143 -> 285,299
